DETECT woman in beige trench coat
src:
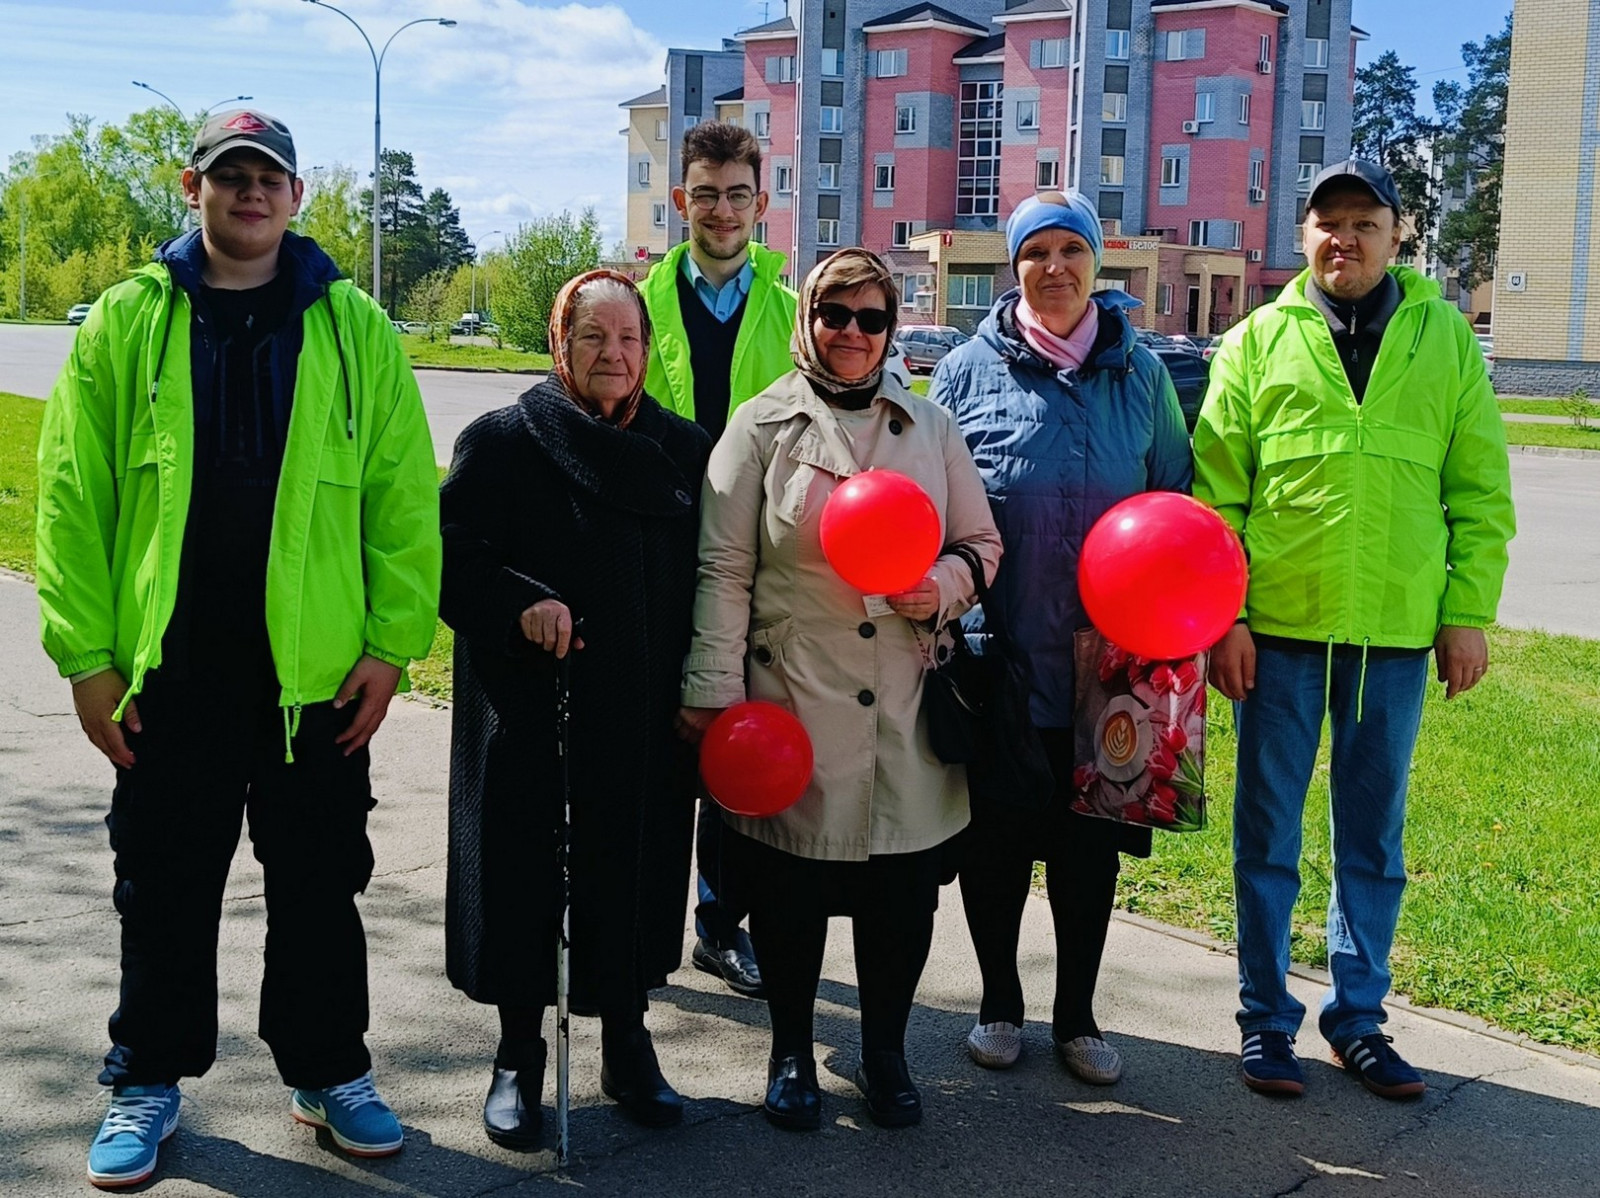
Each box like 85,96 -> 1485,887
678,249 -> 1002,1132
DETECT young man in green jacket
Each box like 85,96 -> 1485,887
1194,160 -> 1514,1102
641,121 -> 796,997
36,110 -> 441,1187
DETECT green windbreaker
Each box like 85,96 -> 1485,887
36,262 -> 442,739
640,241 -> 797,423
1193,266 -> 1515,648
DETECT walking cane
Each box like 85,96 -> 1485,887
553,620 -> 582,1168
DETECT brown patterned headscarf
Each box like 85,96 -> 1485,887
549,269 -> 654,429
791,247 -> 900,396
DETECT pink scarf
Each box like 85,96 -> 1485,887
1015,297 -> 1099,372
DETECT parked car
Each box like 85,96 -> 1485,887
894,324 -> 970,373
1476,333 -> 1495,375
66,303 -> 92,325
399,321 -> 432,336
1164,333 -> 1208,356
451,311 -> 486,335
884,340 -> 912,388
1137,339 -> 1211,432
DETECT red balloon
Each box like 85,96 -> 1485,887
819,469 -> 942,594
1078,492 -> 1248,660
701,702 -> 814,818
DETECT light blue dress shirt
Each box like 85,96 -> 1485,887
681,253 -> 754,324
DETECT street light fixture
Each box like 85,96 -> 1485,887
472,229 -> 503,316
302,0 -> 457,307
130,84 -> 253,232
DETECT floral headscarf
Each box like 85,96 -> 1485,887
548,268 -> 654,429
791,247 -> 899,396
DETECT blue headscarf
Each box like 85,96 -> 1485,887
1005,191 -> 1104,274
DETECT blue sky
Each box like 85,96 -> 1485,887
3,1 -> 1511,247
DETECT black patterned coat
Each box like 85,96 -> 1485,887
441,381 -> 710,1012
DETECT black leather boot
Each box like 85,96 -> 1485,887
855,1050 -> 922,1128
600,1024 -> 684,1128
483,1039 -> 546,1150
763,1054 -> 822,1130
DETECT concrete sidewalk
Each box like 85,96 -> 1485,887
2,571 -> 1596,1197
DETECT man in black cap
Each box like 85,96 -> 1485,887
1193,159 -> 1514,1102
38,108 -> 441,1186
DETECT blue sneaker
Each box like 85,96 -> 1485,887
87,1083 -> 181,1188
1240,1031 -> 1305,1096
1334,1033 -> 1427,1099
290,1071 -> 404,1157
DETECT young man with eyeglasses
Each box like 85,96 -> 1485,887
640,120 -> 797,998
37,110 -> 440,1187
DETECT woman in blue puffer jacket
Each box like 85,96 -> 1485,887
930,192 -> 1192,1086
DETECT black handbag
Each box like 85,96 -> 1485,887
922,546 -> 1054,814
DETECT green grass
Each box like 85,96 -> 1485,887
1120,626 -> 1600,1053
1498,399 -> 1564,416
1501,421 -> 1600,451
400,335 -> 549,373
0,393 -> 42,574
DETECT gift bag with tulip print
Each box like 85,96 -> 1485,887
1071,630 -> 1207,832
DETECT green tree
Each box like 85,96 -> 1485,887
404,267 -> 454,338
417,187 -> 472,279
1434,14 -> 1513,291
361,149 -> 425,311
495,209 -> 602,353
1353,50 -> 1439,260
295,164 -> 370,289
97,105 -> 196,242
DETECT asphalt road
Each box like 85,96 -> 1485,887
3,323 -> 1596,638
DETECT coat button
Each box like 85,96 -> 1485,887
755,647 -> 773,665
888,419 -> 904,435
857,689 -> 875,706
858,622 -> 876,638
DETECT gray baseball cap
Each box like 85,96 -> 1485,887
1306,158 -> 1402,218
191,109 -> 297,175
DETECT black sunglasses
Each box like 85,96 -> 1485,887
815,302 -> 891,335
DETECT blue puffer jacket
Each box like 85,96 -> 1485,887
930,290 -> 1193,726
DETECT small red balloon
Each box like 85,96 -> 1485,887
819,469 -> 942,594
1078,492 -> 1248,660
701,702 -> 814,818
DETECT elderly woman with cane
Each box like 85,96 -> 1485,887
678,248 -> 1002,1132
931,192 -> 1192,1084
441,270 -> 711,1149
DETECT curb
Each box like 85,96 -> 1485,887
1111,909 -> 1600,1073
407,363 -> 547,376
1509,442 -> 1600,461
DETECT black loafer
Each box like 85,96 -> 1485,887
763,1055 -> 822,1130
692,932 -> 765,997
600,1026 -> 684,1128
483,1041 -> 545,1150
854,1050 -> 922,1128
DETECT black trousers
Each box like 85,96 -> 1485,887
100,673 -> 377,1090
694,799 -> 748,945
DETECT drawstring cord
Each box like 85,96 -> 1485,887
1356,639 -> 1371,724
321,288 -> 355,439
282,704 -> 303,764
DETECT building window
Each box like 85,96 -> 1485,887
636,161 -> 650,186
1165,28 -> 1206,61
818,162 -> 840,189
651,202 -> 666,227
1195,92 -> 1215,124
820,106 -> 843,133
1238,94 -> 1251,125
949,273 -> 993,308
1296,162 -> 1317,193
1161,155 -> 1184,187
896,105 -> 917,134
1247,283 -> 1261,310
875,164 -> 896,191
654,118 -> 667,140
1294,223 -> 1306,252
1159,283 -> 1174,315
1105,29 -> 1130,60
821,47 -> 843,77
774,55 -> 796,83
683,116 -> 698,130
1259,34 -> 1273,66
1305,38 -> 1328,68
774,163 -> 792,193
754,221 -> 768,244
956,80 -> 1003,216
1250,158 -> 1265,193
1188,220 -> 1209,246
1037,159 -> 1060,188
1017,100 -> 1040,131
1101,155 -> 1125,185
1102,92 -> 1127,123
1038,37 -> 1069,68
818,219 -> 839,245
892,221 -> 912,248
1301,100 -> 1325,130
872,48 -> 908,77
754,110 -> 771,139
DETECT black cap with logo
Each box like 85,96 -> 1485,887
191,109 -> 297,176
1306,158 -> 1402,218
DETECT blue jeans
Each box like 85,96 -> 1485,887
1232,641 -> 1429,1048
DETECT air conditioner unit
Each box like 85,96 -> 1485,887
1247,249 -> 1263,262
1249,186 -> 1266,202
1182,120 -> 1201,134
1257,59 -> 1273,75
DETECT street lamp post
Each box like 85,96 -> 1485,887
132,84 -> 254,232
302,0 -> 456,308
471,229 -> 502,315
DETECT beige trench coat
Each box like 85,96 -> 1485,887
682,370 -> 1003,862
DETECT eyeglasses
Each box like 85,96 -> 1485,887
815,302 -> 891,335
687,187 -> 756,211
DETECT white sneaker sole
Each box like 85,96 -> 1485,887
291,1094 -> 404,1157
86,1106 -> 179,1188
